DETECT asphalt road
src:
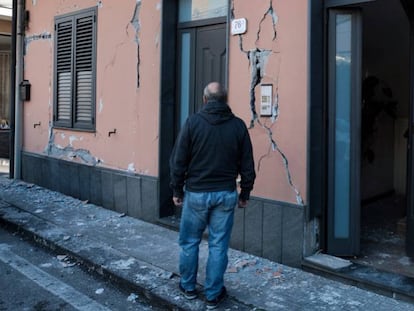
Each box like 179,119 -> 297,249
0,226 -> 162,311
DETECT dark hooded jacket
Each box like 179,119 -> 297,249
169,100 -> 255,201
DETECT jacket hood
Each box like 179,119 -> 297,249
199,100 -> 234,125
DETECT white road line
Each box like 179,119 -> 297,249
0,244 -> 112,311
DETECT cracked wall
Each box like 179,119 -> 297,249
229,0 -> 308,204
23,0 -> 161,176
130,0 -> 141,88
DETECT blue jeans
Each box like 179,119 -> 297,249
179,190 -> 237,301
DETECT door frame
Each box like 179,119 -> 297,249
326,8 -> 362,256
406,15 -> 414,257
320,0 -> 414,257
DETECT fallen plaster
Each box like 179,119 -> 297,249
130,0 -> 142,88
232,0 -> 304,205
110,258 -> 136,270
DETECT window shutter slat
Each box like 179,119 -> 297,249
56,19 -> 73,123
75,15 -> 94,123
76,71 -> 92,121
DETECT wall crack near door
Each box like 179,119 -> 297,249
232,0 -> 303,205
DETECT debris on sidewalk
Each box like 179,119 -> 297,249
57,254 -> 77,268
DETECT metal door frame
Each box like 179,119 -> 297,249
326,8 -> 362,256
406,18 -> 414,257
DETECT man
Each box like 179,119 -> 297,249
169,82 -> 256,309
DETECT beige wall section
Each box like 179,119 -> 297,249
23,0 -> 161,176
229,0 -> 308,204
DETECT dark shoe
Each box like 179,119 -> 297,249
206,287 -> 227,310
179,283 -> 198,300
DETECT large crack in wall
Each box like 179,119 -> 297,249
101,0 -> 141,88
232,0 -> 304,205
130,0 -> 141,88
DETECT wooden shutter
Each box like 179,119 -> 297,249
54,8 -> 96,130
55,19 -> 73,126
74,14 -> 94,126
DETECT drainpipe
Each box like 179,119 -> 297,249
13,0 -> 24,179
9,0 -> 17,179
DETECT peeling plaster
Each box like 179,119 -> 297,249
97,0 -> 103,8
25,32 -> 52,53
69,135 -> 79,147
127,163 -> 135,173
232,0 -> 304,205
130,0 -> 142,88
155,2 -> 161,48
45,126 -> 100,166
247,49 -> 272,128
98,98 -> 104,114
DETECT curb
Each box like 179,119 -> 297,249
0,202 -> 201,311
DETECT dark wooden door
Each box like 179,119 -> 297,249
194,24 -> 226,113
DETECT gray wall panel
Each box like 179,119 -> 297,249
41,158 -> 53,190
244,199 -> 263,257
262,202 -> 282,262
101,170 -> 114,210
59,161 -> 71,196
22,153 -> 40,184
282,206 -> 304,267
127,176 -> 142,219
141,177 -> 158,222
90,169 -> 102,206
68,163 -> 80,199
230,205 -> 245,250
48,159 -> 61,193
78,165 -> 91,201
113,173 -> 128,214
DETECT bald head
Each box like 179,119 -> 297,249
203,82 -> 227,103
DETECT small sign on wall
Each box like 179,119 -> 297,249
260,84 -> 273,116
231,18 -> 247,35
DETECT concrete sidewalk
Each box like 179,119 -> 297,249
0,175 -> 413,311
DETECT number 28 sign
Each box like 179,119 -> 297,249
231,18 -> 247,35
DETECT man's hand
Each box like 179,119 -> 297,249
173,196 -> 183,207
238,199 -> 248,208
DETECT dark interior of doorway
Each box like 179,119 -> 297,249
352,0 -> 414,279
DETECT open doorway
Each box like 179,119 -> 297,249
354,0 -> 414,278
158,0 -> 228,221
